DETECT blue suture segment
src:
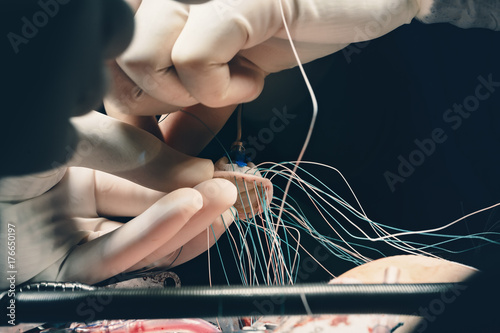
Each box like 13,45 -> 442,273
230,143 -> 248,167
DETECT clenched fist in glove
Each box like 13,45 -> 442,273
108,0 -> 498,116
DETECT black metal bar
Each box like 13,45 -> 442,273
0,282 -> 464,325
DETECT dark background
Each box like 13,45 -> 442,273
172,20 -> 500,286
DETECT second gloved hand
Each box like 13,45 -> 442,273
0,111 -> 237,288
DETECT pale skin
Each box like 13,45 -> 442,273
341,255 -> 477,332
273,255 -> 478,333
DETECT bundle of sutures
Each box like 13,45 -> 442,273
206,0 -> 500,289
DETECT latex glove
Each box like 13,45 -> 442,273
104,54 -> 237,153
112,0 -> 430,110
67,111 -> 213,191
0,111 -> 237,288
104,66 -> 238,156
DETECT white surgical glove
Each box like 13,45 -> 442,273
0,111 -> 236,288
111,0 -> 431,111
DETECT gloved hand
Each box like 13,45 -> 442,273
0,111 -> 237,288
108,0 -> 431,113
